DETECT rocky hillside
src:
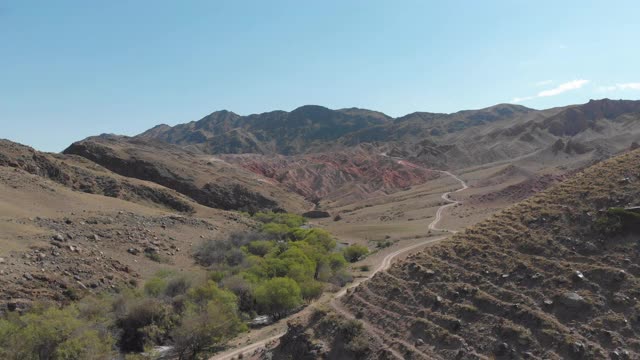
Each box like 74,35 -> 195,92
0,140 -> 256,312
0,139 -> 194,213
275,148 -> 640,359
220,145 -> 440,206
63,135 -> 310,213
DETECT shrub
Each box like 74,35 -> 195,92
113,297 -> 173,352
342,244 -> 369,262
0,305 -> 115,360
253,212 -> 305,228
164,276 -> 191,298
172,297 -> 246,360
254,277 -> 302,319
247,240 -> 274,256
144,277 -> 167,297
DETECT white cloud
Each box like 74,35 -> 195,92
598,82 -> 640,92
512,79 -> 590,103
538,79 -> 589,97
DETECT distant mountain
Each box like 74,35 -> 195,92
61,99 -> 640,209
136,104 -> 537,156
137,105 -> 393,155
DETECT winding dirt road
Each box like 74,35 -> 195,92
428,170 -> 469,233
210,162 -> 468,360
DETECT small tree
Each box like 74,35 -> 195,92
254,277 -> 302,319
172,297 -> 246,360
0,305 -> 115,360
342,244 -> 369,262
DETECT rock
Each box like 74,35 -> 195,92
415,338 -> 425,346
573,270 -> 586,281
572,341 -> 585,355
0,257 -> 5,264
52,234 -> 64,242
23,273 -> 34,281
558,292 -> 587,309
92,234 -> 100,241
127,248 -> 140,255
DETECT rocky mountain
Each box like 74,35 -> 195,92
275,147 -> 640,359
137,105 -> 393,155
135,100 -> 640,172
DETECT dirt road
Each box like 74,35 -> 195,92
210,164 -> 467,360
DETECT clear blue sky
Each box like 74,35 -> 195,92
2,1 -> 640,152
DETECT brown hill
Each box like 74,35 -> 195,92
0,139 -> 194,213
63,135 -> 310,213
0,140 -> 256,312
275,148 -> 640,359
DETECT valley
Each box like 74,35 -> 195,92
1,99 -> 640,359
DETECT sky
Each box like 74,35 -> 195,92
2,1 -> 640,152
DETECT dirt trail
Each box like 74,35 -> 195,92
209,161 -> 468,360
428,170 -> 469,232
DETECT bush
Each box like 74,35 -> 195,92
247,240 -> 274,256
113,297 -> 174,352
0,305 -> 115,360
342,244 -> 369,262
254,277 -> 302,319
253,212 -> 305,228
172,297 -> 246,360
144,277 -> 167,297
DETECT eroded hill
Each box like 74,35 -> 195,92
63,135 -> 311,213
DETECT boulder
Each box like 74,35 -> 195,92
558,292 -> 588,309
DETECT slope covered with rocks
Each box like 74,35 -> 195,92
276,148 -> 640,359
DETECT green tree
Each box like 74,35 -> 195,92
247,240 -> 274,256
343,244 -> 369,262
173,296 -> 246,359
0,306 -> 114,360
261,222 -> 291,240
254,277 -> 302,319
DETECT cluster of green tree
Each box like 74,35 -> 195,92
0,272 -> 246,360
193,212 -> 365,320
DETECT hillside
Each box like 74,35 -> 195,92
220,145 -> 441,206
274,148 -> 640,359
0,140 -> 256,312
63,135 -> 311,213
